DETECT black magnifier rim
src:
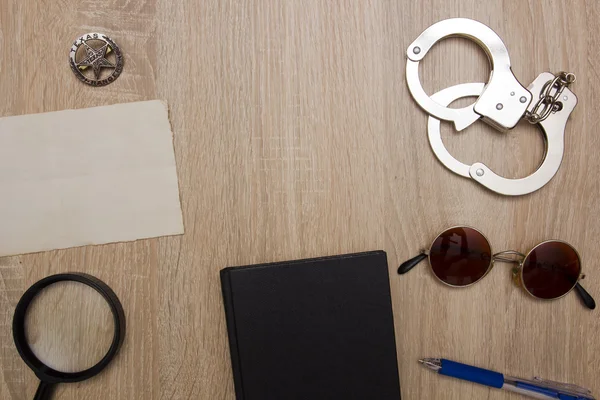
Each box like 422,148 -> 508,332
12,273 -> 126,384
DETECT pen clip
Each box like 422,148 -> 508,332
531,376 -> 593,397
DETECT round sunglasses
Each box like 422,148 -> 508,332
398,226 -> 596,309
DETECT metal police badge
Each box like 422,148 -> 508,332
69,33 -> 124,87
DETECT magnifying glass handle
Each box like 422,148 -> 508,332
33,381 -> 55,400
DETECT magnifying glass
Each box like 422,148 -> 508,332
12,273 -> 126,400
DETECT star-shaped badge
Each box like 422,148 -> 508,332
77,43 -> 115,80
69,33 -> 124,87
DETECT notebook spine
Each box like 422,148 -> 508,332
220,269 -> 245,400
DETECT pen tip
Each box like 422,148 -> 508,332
418,359 -> 424,364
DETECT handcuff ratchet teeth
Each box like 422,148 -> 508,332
406,18 -> 577,196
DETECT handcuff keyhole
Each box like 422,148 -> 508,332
553,101 -> 564,112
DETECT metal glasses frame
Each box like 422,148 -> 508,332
399,226 -> 595,309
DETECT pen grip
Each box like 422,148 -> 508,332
439,359 -> 504,389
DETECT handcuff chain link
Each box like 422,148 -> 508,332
525,71 -> 576,124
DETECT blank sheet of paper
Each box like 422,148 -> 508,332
0,100 -> 184,257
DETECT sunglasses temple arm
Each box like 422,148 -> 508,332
574,283 -> 596,310
398,252 -> 428,275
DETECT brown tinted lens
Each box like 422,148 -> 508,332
522,241 -> 581,299
429,227 -> 492,286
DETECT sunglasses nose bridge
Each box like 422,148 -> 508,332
492,250 -> 526,287
492,250 -> 526,264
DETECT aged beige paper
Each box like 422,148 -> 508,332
0,100 -> 184,256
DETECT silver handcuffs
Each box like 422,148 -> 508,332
406,18 -> 577,196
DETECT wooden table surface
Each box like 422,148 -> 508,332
1,1 -> 599,399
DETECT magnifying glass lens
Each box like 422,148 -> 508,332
24,281 -> 115,373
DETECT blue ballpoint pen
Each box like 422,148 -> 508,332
419,358 -> 595,400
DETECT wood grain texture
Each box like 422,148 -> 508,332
1,0 -> 599,399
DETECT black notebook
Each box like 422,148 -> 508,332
220,251 -> 401,400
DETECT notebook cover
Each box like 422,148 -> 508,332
220,251 -> 401,400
